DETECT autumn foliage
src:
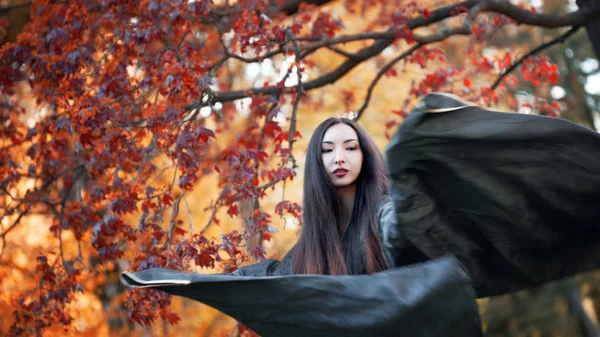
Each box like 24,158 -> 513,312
1,0 -> 598,336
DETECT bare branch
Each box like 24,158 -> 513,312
0,205 -> 27,236
0,167 -> 78,254
183,195 -> 196,233
76,240 -> 83,264
483,0 -> 600,28
354,43 -> 423,120
492,26 -> 581,90
0,235 -> 5,260
224,49 -> 286,64
299,31 -> 398,50
274,0 -> 333,15
326,46 -> 360,60
211,0 -> 333,18
286,28 -> 303,170
166,192 -> 184,252
201,189 -> 226,234
414,2 -> 484,42
58,181 -> 75,270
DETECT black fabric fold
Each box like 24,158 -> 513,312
384,92 -> 600,298
121,257 -> 481,337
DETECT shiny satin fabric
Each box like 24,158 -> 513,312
121,256 -> 482,337
384,92 -> 600,298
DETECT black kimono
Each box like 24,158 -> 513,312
121,93 -> 600,337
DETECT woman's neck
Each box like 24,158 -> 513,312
336,182 -> 356,232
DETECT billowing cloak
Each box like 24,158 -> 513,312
383,93 -> 600,297
121,92 -> 600,336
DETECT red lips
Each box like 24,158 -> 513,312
333,168 -> 348,177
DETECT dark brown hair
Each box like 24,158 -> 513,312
291,117 -> 389,275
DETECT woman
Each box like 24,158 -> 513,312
230,117 -> 392,278
121,93 -> 600,337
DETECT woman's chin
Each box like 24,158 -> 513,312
333,178 -> 358,189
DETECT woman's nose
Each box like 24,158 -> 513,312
334,150 -> 345,164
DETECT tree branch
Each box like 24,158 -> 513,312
0,1 -> 31,13
286,28 -> 303,170
166,192 -> 184,254
196,0 -> 600,107
210,0 -> 333,19
355,3 -> 485,119
201,189 -> 225,234
58,177 -> 78,270
0,235 -> 5,261
482,0 -> 600,28
354,43 -> 423,120
186,1 -> 481,108
274,0 -> 333,16
0,206 -> 28,260
326,46 -> 361,60
0,167 -> 78,260
492,26 -> 581,90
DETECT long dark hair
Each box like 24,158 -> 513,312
291,117 -> 389,275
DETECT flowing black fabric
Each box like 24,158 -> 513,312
383,92 -> 600,298
121,256 -> 481,337
121,92 -> 600,335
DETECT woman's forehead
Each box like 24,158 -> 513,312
322,124 -> 358,143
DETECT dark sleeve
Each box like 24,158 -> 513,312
384,92 -> 600,298
229,259 -> 281,276
229,250 -> 293,276
377,196 -> 429,268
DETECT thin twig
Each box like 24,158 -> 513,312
326,46 -> 360,60
286,28 -> 304,170
183,195 -> 195,233
0,206 -> 28,241
355,3 -> 483,120
166,192 -> 185,257
58,178 -> 78,270
0,167 -> 78,259
76,240 -> 83,263
0,236 -> 6,261
491,26 -> 581,90
201,189 -> 226,234
169,157 -> 180,190
354,43 -> 423,120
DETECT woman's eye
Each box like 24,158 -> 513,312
347,147 -> 357,151
322,149 -> 332,153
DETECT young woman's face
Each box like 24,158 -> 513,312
321,123 -> 363,188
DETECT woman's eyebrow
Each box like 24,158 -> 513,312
321,139 -> 358,144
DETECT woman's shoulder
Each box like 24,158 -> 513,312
378,195 -> 393,207
277,250 -> 294,275
377,195 -> 395,222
